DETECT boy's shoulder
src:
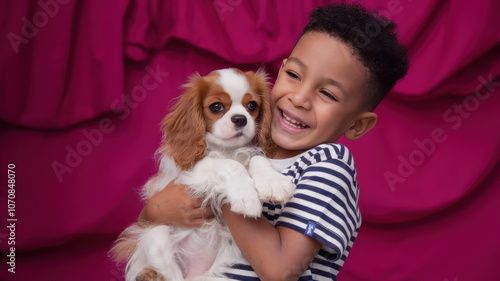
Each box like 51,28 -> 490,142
292,143 -> 356,172
283,143 -> 357,187
305,143 -> 354,163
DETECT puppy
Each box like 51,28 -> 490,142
111,68 -> 295,281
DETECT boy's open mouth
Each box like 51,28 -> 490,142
281,110 -> 308,129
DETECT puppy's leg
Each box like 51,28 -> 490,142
177,158 -> 230,195
249,155 -> 295,203
221,159 -> 262,218
135,225 -> 184,281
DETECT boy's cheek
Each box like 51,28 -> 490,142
269,88 -> 280,106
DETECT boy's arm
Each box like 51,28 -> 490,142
139,182 -> 213,227
222,204 -> 322,281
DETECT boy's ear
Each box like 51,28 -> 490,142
344,112 -> 378,141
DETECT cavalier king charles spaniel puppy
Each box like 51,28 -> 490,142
111,68 -> 295,281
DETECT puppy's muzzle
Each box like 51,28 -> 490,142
231,115 -> 247,129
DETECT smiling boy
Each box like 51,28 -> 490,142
220,3 -> 409,280
139,2 -> 409,280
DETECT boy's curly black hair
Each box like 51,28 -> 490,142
300,2 -> 409,110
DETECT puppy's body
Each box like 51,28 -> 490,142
112,68 -> 294,281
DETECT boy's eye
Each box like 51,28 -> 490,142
320,90 -> 338,102
209,102 -> 224,113
247,101 -> 258,111
285,70 -> 300,80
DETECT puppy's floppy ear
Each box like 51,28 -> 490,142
246,68 -> 276,157
159,73 -> 208,170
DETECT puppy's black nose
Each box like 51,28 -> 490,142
231,115 -> 247,128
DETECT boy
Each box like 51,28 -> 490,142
139,2 -> 409,280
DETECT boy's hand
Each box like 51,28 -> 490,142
139,182 -> 214,228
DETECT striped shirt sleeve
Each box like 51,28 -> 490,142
275,144 -> 361,261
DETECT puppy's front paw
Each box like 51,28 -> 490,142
227,184 -> 262,218
255,172 -> 295,204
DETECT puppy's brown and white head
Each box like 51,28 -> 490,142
160,68 -> 273,170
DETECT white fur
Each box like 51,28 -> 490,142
217,69 -> 249,100
117,69 -> 295,281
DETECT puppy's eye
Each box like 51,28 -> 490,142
247,101 -> 257,111
209,102 -> 224,113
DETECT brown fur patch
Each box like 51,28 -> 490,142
136,268 -> 165,281
245,68 -> 276,157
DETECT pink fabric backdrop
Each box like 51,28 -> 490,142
1,0 -> 499,280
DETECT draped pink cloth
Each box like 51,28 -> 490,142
1,0 -> 499,280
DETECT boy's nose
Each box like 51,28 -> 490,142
288,87 -> 312,109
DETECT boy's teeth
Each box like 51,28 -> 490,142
282,111 -> 306,129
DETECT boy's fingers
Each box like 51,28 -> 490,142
201,206 -> 214,219
190,206 -> 214,219
191,218 -> 207,227
191,197 -> 205,208
184,208 -> 214,228
190,198 -> 214,217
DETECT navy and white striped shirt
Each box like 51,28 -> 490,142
225,143 -> 361,281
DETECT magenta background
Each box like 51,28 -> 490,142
1,0 -> 500,280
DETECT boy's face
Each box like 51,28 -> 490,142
270,32 -> 370,159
